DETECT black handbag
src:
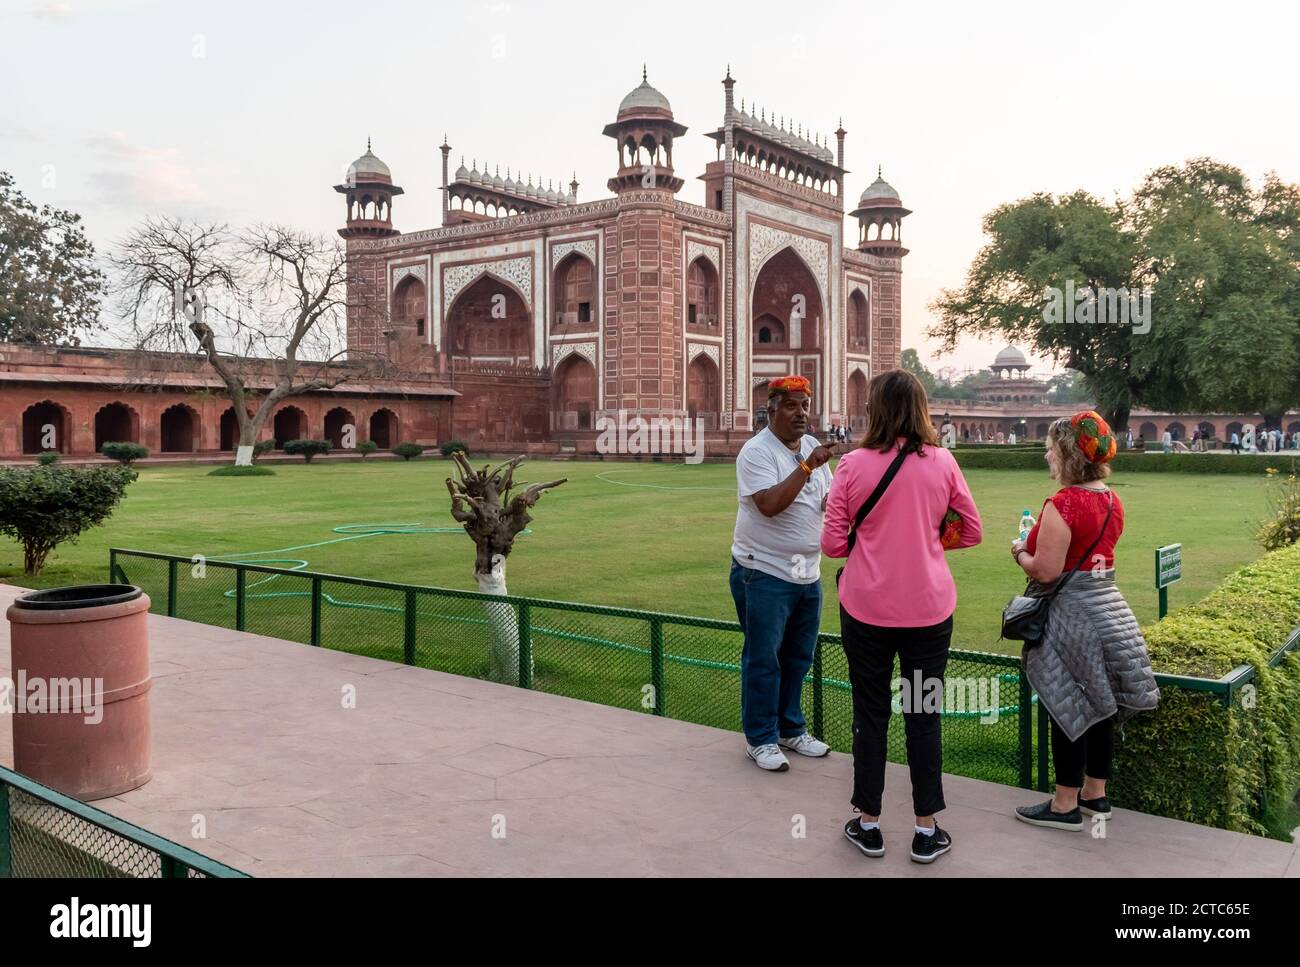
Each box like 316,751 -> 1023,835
835,447 -> 909,586
1001,491 -> 1114,647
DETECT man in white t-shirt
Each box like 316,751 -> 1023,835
731,375 -> 835,772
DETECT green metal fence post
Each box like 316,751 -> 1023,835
649,619 -> 665,716
404,590 -> 416,666
235,567 -> 246,632
812,638 -> 825,741
166,558 -> 177,617
1036,694 -> 1050,792
1018,671 -> 1032,789
310,577 -> 322,646
0,782 -> 12,878
108,548 -> 117,585
517,602 -> 532,689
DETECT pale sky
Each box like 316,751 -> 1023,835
3,0 -> 1297,375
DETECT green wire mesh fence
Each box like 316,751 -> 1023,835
0,765 -> 248,879
108,548 -> 1250,793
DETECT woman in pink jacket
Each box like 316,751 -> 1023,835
821,369 -> 982,864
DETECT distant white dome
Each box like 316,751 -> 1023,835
859,173 -> 900,205
994,345 -> 1029,368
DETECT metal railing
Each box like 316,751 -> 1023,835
0,764 -> 248,878
107,548 -> 1277,794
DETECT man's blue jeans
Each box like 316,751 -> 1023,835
729,558 -> 822,747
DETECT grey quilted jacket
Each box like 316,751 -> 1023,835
1021,570 -> 1160,742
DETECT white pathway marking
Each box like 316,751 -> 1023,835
594,467 -> 735,493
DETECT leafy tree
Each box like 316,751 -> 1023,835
0,171 -> 105,345
0,464 -> 136,574
930,159 -> 1300,430
901,348 -> 937,396
1044,370 -> 1093,404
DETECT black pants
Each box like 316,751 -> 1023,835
840,608 -> 953,817
1050,714 -> 1115,788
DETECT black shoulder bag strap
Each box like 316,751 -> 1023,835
1044,490 -> 1115,598
845,446 -> 910,556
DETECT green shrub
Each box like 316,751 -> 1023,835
954,449 -> 1298,474
100,441 -> 149,465
1112,543 -> 1300,838
439,440 -> 469,457
0,464 -> 137,575
36,451 -> 59,466
282,439 -> 331,463
207,465 -> 276,477
393,442 -> 425,461
356,440 -> 378,459
1257,469 -> 1300,550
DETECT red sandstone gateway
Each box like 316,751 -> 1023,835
7,584 -> 153,801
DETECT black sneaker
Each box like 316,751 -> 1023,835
843,818 -> 885,857
1015,800 -> 1083,830
1079,794 -> 1111,819
909,825 -> 952,864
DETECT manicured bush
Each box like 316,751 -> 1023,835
393,442 -> 425,461
252,439 -> 276,462
954,449 -> 1299,475
1112,543 -> 1300,838
283,438 -> 331,463
356,440 -> 378,459
0,464 -> 137,575
207,465 -> 276,477
100,441 -> 149,465
439,440 -> 469,457
36,451 -> 59,466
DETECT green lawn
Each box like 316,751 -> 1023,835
0,457 -> 1277,656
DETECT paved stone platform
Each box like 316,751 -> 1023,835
2,584 -> 1295,877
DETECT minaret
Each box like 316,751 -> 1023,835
850,166 -> 911,257
334,140 -> 403,239
722,65 -> 736,162
601,67 -> 688,194
439,135 -> 451,225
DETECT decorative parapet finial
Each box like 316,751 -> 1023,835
642,63 -> 647,82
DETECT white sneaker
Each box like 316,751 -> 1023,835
778,733 -> 830,757
746,743 -> 790,772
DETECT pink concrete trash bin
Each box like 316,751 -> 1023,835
7,584 -> 152,801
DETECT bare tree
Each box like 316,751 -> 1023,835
446,452 -> 566,684
111,217 -> 391,464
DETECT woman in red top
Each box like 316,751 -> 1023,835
1010,412 -> 1159,832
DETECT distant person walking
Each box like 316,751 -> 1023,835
731,375 -> 835,773
1230,430 -> 1241,454
1161,429 -> 1173,453
822,369 -> 982,864
1010,412 -> 1160,831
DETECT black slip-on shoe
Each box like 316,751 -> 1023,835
843,818 -> 885,857
910,825 -> 952,864
1079,794 -> 1111,819
1015,800 -> 1083,830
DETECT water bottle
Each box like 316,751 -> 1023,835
1018,509 -> 1035,541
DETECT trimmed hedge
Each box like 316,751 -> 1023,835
955,449 -> 1300,474
99,441 -> 149,465
208,465 -> 276,477
283,438 -> 331,463
1112,543 -> 1300,838
392,442 -> 425,461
